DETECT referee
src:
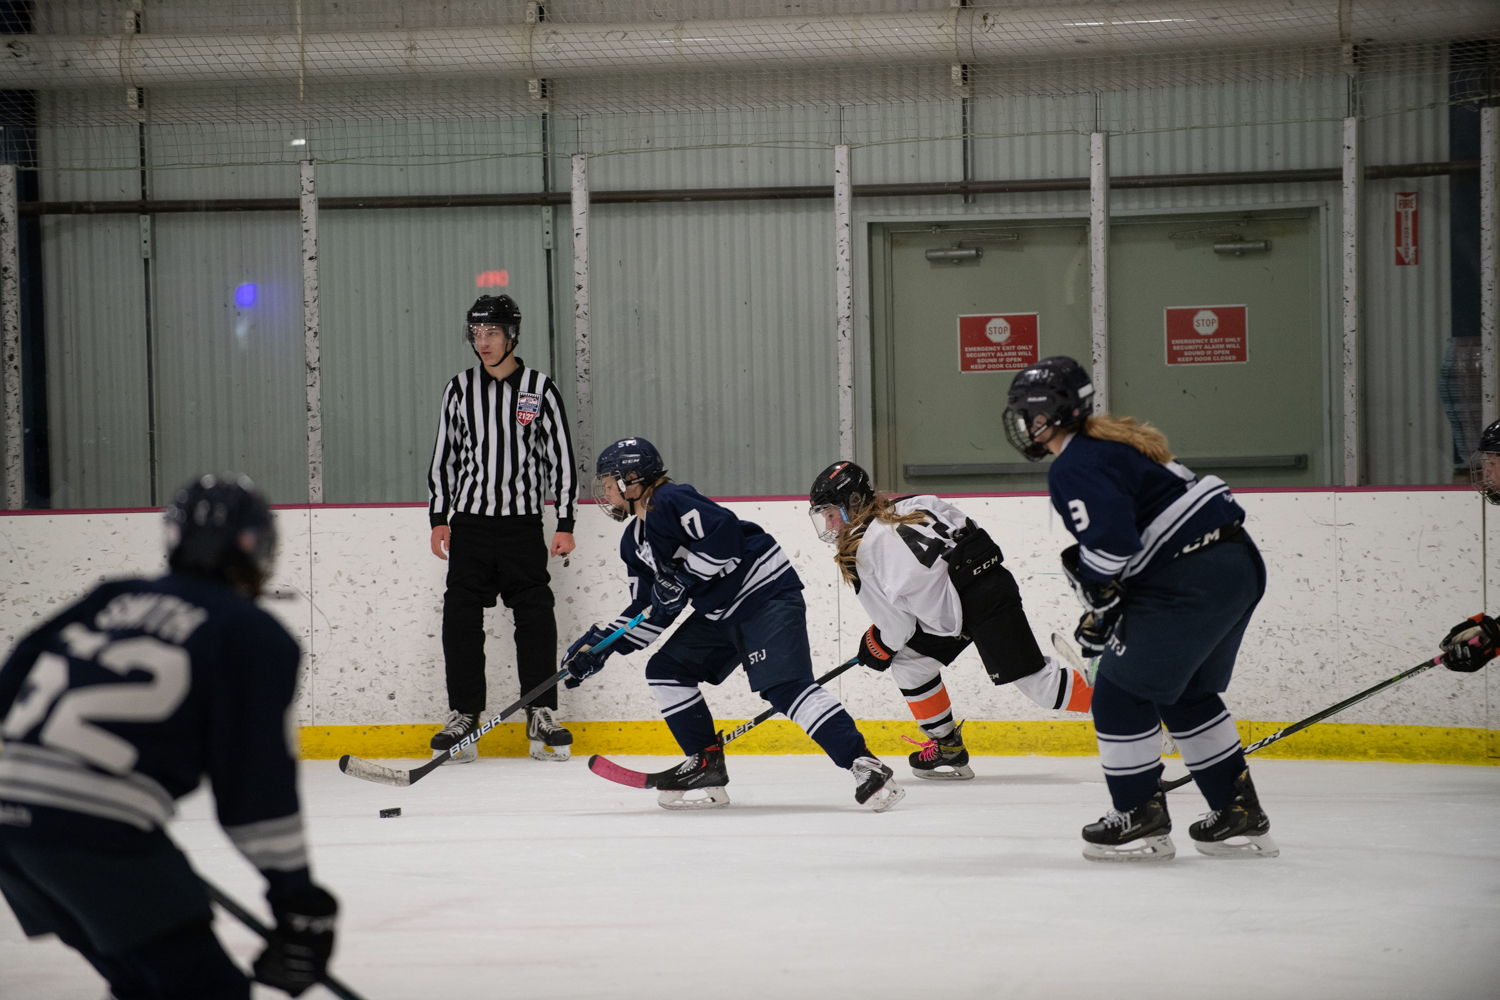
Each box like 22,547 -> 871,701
428,294 -> 579,763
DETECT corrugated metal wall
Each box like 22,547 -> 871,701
27,64 -> 1466,506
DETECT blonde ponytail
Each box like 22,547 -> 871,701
833,494 -> 929,586
1083,415 -> 1174,464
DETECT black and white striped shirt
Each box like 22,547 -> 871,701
428,362 -> 578,531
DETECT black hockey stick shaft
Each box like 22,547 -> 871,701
1161,654 -> 1443,793
201,877 -> 367,1000
719,657 -> 859,745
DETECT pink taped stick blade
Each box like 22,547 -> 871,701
588,754 -> 650,788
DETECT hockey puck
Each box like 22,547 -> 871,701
379,807 -> 402,818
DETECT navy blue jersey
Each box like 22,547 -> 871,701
1048,434 -> 1246,583
605,484 -> 800,651
0,574 -> 308,878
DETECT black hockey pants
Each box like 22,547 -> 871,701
442,512 -> 558,713
949,541 -> 1047,686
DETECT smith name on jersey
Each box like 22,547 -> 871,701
605,484 -> 798,651
0,575 -> 308,876
1048,435 -> 1246,583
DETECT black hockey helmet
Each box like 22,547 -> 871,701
466,295 -> 521,357
1004,356 -> 1095,461
594,437 -> 668,522
1472,417 -> 1500,505
164,473 -> 277,594
808,461 -> 873,544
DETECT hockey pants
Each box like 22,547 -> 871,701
644,591 -> 869,769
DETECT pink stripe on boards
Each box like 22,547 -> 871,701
587,755 -> 650,788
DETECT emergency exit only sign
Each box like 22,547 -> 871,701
957,313 -> 1039,372
1165,305 -> 1248,365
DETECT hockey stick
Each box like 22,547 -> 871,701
1160,652 -> 1447,793
200,876 -> 367,1000
338,611 -> 648,787
587,656 -> 860,788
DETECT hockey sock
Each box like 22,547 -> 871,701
1158,693 -> 1247,811
898,675 -> 956,738
646,659 -> 718,754
1090,673 -> 1164,811
763,679 -> 866,770
1012,656 -> 1092,713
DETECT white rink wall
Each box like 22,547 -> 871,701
0,490 -> 1495,732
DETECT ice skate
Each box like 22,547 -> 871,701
1081,791 -> 1176,862
1189,769 -> 1279,859
430,710 -> 480,764
654,743 -> 731,810
526,706 -> 574,761
901,722 -> 974,780
851,755 -> 905,812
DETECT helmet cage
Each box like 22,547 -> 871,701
1471,448 -> 1500,506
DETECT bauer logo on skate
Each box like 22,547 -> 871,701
516,392 -> 541,426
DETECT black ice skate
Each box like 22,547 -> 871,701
851,755 -> 905,812
1081,791 -> 1175,862
526,706 -> 574,762
902,722 -> 974,780
654,742 -> 730,810
430,710 -> 480,764
1189,769 -> 1279,859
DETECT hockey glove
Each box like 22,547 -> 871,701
1061,545 -> 1124,657
651,569 -> 689,619
944,519 -> 1004,593
563,624 -> 616,688
1439,613 -> 1500,672
253,880 -> 338,998
856,625 -> 896,671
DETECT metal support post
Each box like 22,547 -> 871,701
1089,131 -> 1110,413
572,153 -> 591,478
1,164 -> 21,510
834,144 -> 854,460
1481,106 -> 1498,426
301,159 -> 322,503
1342,116 -> 1363,485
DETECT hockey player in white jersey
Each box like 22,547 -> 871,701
809,462 -> 1093,779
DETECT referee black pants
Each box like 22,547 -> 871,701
442,513 -> 558,713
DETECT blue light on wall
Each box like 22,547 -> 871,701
235,283 -> 258,308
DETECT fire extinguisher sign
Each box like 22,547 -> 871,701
1395,192 -> 1418,266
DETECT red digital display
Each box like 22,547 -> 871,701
476,270 -> 510,288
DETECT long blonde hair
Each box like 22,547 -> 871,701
1082,415 -> 1174,464
834,493 -> 929,586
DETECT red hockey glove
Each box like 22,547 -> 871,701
1439,614 -> 1500,673
856,625 -> 896,672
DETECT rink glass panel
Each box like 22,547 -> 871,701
1108,209 -> 1325,487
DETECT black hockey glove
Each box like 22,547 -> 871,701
944,519 -> 1004,593
652,569 -> 689,619
856,625 -> 896,671
253,880 -> 338,998
1439,614 -> 1500,672
563,624 -> 616,688
1061,545 -> 1124,656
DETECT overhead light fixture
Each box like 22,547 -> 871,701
290,138 -> 307,147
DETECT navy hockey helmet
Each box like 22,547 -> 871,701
164,473 -> 277,593
594,437 -> 668,522
1004,356 -> 1095,462
1472,417 -> 1500,505
808,461 -> 873,544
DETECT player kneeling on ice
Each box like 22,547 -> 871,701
0,475 -> 339,998
808,461 -> 1093,780
562,437 -> 903,812
1006,357 -> 1277,863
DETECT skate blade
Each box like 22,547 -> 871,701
911,764 -> 975,780
1193,833 -> 1279,859
529,740 -> 572,762
1082,833 -> 1176,863
657,786 -> 730,810
433,746 -> 477,764
864,780 -> 906,813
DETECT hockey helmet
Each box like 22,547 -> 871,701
1004,356 -> 1095,461
466,295 -> 521,359
164,473 -> 277,593
1472,417 -> 1500,505
808,461 -> 873,544
594,437 -> 667,522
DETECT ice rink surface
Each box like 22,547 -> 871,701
4,754 -> 1499,1000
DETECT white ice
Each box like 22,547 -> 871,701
4,755 -> 1499,1000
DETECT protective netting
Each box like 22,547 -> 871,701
2,1 -> 1497,170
